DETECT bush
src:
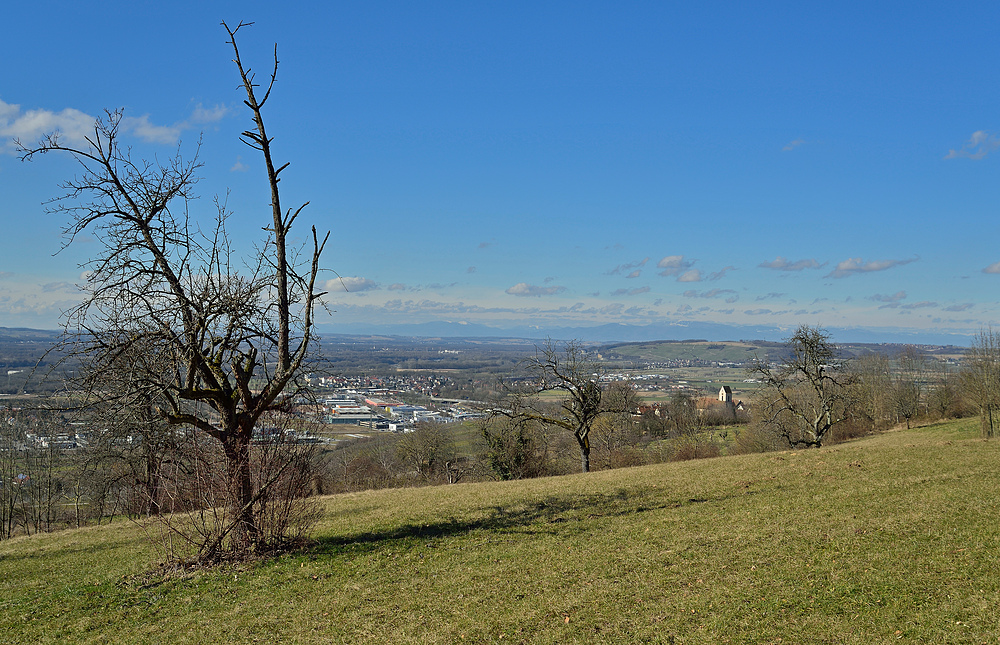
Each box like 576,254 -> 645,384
731,424 -> 786,455
480,417 -> 550,480
670,438 -> 721,461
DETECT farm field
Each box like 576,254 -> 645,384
605,340 -> 771,364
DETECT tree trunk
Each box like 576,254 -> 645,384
224,431 -> 257,552
579,435 -> 591,473
145,453 -> 161,517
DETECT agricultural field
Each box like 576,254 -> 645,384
603,340 -> 774,365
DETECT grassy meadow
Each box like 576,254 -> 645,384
2,418 -> 999,643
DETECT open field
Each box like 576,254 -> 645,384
2,418 -> 999,643
605,340 -> 771,364
632,366 -> 760,403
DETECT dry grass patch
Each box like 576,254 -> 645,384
2,418 -> 1000,643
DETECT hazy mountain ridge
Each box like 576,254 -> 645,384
317,320 -> 974,346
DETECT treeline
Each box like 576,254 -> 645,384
737,328 -> 970,452
319,392 -> 750,494
0,331 -> 990,544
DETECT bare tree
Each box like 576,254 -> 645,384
749,325 -> 853,449
83,391 -> 179,519
591,411 -> 647,469
850,353 -> 892,431
961,328 -> 1000,438
500,340 -> 635,473
479,415 -> 548,480
396,422 -> 457,482
17,21 -> 328,560
928,365 -> 963,420
892,346 -> 925,430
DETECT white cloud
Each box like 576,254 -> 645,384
657,255 -> 694,277
121,114 -> 181,144
324,276 -> 377,292
782,138 -> 806,151
0,100 -> 17,121
677,269 -> 702,282
505,282 -> 566,297
0,282 -> 84,329
826,257 -> 917,279
230,155 -> 249,172
945,130 -> 1000,160
868,291 -> 907,303
1,99 -> 230,151
708,266 -> 736,281
983,261 -> 1000,274
607,257 -> 649,276
610,286 -> 650,296
683,289 -> 737,300
324,297 -> 663,325
0,98 -> 96,149
189,103 -> 229,124
41,281 -> 76,293
125,103 -> 228,143
758,256 -> 822,271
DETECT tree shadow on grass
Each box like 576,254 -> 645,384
0,531 -> 144,564
310,487 -> 732,558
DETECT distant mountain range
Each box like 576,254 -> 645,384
1,321 -> 974,348
315,320 -> 976,347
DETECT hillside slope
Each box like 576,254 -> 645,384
2,419 -> 999,643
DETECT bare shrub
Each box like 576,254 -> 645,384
701,403 -> 737,427
480,416 -> 550,480
147,416 -> 320,564
928,370 -> 968,420
825,413 -> 871,444
590,414 -> 649,470
669,437 -> 722,461
961,328 -> 1000,438
396,423 -> 458,483
731,423 -> 786,455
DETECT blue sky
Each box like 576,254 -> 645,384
3,2 -> 1000,342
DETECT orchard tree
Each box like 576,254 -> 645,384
750,325 -> 853,448
892,346 -> 925,429
501,340 -> 635,473
850,353 -> 892,431
928,366 -> 963,420
479,415 -> 548,481
17,21 -> 328,561
961,328 -> 1000,438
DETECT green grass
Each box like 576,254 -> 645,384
3,418 -> 1000,643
